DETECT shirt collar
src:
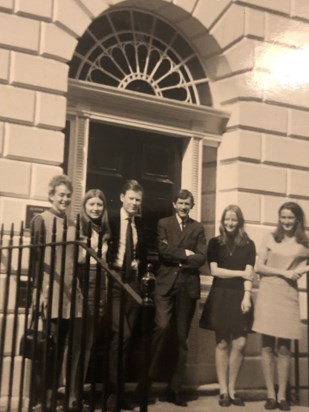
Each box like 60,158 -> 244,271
175,214 -> 188,226
49,207 -> 66,219
120,207 -> 135,223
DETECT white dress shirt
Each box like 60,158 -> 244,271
114,207 -> 138,268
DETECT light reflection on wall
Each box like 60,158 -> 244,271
253,46 -> 309,93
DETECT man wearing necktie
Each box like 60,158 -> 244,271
106,179 -> 146,411
148,189 -> 207,407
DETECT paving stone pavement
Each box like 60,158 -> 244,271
137,396 -> 309,412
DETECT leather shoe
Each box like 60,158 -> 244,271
264,398 -> 278,410
159,389 -> 187,407
230,394 -> 245,406
218,393 -> 231,407
278,400 -> 290,411
107,393 -> 135,411
174,392 -> 188,407
69,401 -> 90,411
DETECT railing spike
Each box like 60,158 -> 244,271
9,222 -> 14,242
19,221 -> 24,237
75,213 -> 80,240
52,216 -> 57,237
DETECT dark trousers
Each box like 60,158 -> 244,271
149,281 -> 196,392
32,318 -> 82,405
109,279 -> 140,390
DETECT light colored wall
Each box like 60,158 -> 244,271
197,0 -> 309,402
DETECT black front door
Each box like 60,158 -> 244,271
86,121 -> 183,254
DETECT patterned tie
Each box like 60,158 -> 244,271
124,217 -> 133,281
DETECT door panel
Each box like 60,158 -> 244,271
87,121 -> 183,254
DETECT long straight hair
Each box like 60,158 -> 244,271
218,204 -> 250,247
273,202 -> 308,247
80,189 -> 111,240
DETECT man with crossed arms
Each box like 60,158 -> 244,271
148,189 -> 207,407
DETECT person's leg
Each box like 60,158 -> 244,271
261,334 -> 277,400
228,335 -> 246,399
148,293 -> 174,382
277,339 -> 291,402
43,319 -> 68,409
169,288 -> 196,393
107,285 -> 139,411
108,287 -> 131,391
68,318 -> 83,405
215,334 -> 230,396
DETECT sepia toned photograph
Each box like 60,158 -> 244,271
0,1 -> 309,411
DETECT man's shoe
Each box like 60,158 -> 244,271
68,401 -> 90,412
134,382 -> 154,405
106,393 -> 135,411
119,398 -> 135,410
158,388 -> 173,402
159,389 -> 187,407
174,392 -> 188,407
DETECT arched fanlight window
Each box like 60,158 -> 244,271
69,9 -> 212,106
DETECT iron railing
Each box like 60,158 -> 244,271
0,219 -> 154,412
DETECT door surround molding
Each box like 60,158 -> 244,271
68,79 -> 229,140
67,79 -> 229,219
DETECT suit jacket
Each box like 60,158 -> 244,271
106,210 -> 146,278
155,215 -> 207,298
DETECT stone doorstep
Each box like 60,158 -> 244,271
123,382 -> 267,400
2,384 -> 305,411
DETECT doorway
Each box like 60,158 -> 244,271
86,121 -> 183,255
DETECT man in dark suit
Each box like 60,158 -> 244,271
106,179 -> 146,411
148,189 -> 207,407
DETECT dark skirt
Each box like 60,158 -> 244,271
199,285 -> 253,337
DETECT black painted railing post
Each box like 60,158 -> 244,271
19,222 -> 33,412
294,339 -> 299,404
79,218 -> 91,410
29,218 -> 46,410
307,270 -> 309,406
9,222 -> 24,411
0,224 -> 14,406
139,263 -> 156,412
102,272 -> 113,412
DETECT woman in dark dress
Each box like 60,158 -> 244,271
200,204 -> 256,407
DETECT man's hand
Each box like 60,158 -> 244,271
185,249 -> 195,256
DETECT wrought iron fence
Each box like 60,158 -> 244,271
0,219 -> 154,412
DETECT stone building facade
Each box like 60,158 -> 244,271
0,0 -> 308,404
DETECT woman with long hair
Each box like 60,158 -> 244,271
252,202 -> 309,411
78,189 -> 111,385
80,189 -> 111,248
200,204 -> 256,407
